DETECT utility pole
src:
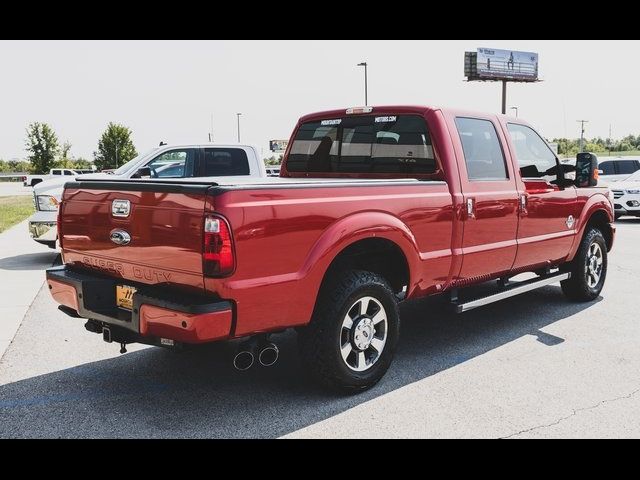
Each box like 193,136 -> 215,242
577,119 -> 589,153
501,80 -> 507,114
608,123 -> 612,156
209,114 -> 214,142
236,113 -> 242,143
115,139 -> 119,168
357,62 -> 368,105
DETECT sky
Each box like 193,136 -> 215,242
0,40 -> 637,161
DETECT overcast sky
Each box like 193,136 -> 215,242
0,40 -> 636,160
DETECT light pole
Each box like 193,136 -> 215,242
509,106 -> 518,118
357,62 -> 368,105
236,113 -> 242,143
577,119 -> 589,153
115,139 -> 119,168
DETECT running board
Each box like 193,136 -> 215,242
452,272 -> 571,313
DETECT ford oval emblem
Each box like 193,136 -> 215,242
110,229 -> 131,246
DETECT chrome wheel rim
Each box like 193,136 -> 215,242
586,242 -> 603,288
340,296 -> 387,372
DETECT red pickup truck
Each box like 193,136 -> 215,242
46,105 -> 615,392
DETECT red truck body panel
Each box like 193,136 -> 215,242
60,187 -> 207,294
51,105 -> 615,345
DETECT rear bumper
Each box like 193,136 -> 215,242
46,266 -> 233,344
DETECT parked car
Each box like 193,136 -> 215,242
46,105 -> 615,392
606,168 -> 640,219
28,143 -> 266,248
22,168 -> 94,187
265,165 -> 281,177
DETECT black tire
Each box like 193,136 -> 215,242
298,270 -> 400,393
561,227 -> 607,302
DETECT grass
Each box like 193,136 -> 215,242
0,196 -> 34,233
597,150 -> 640,157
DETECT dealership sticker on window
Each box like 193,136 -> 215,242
321,119 -> 342,126
375,116 -> 397,123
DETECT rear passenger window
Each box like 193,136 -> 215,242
64,170 -> 74,176
455,117 -> 508,181
617,160 -> 639,175
599,162 -> 615,175
52,170 -> 61,175
201,148 -> 250,176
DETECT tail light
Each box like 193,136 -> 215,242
21,176 -> 26,182
57,202 -> 63,249
203,215 -> 235,277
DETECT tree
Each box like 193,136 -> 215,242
93,122 -> 137,170
71,157 -> 93,169
25,122 -> 59,174
263,155 -> 283,166
56,140 -> 73,168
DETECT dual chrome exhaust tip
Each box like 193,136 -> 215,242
233,340 -> 279,371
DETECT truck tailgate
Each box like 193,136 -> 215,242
60,182 -> 211,294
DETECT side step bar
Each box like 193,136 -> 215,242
453,272 -> 570,313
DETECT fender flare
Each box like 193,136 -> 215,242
300,211 -> 421,294
567,193 -> 613,261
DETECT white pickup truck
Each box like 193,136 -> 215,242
23,168 -> 95,187
29,143 -> 267,248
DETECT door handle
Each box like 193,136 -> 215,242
519,194 -> 528,214
466,197 -> 475,219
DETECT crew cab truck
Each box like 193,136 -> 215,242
46,106 -> 615,392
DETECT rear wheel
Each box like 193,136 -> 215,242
561,227 -> 607,301
298,270 -> 400,393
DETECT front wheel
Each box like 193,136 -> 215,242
561,227 -> 608,301
298,270 -> 400,393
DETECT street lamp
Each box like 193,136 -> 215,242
236,113 -> 242,143
357,62 -> 368,106
509,106 -> 518,118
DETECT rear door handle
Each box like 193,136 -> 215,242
466,198 -> 475,219
519,194 -> 528,214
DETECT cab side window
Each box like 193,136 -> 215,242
200,148 -> 250,176
599,162 -> 615,175
145,149 -> 194,178
455,117 -> 508,181
506,123 -> 557,180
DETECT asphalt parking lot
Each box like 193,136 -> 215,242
0,220 -> 639,438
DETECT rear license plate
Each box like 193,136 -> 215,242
116,285 -> 136,310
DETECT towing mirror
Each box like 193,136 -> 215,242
575,152 -> 598,187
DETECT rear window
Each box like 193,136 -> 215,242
286,115 -> 436,175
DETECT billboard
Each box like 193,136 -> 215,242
269,139 -> 288,153
476,48 -> 538,81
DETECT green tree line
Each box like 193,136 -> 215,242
0,121 -> 137,174
553,135 -> 640,157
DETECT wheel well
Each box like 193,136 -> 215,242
323,238 -> 409,294
586,209 -> 613,251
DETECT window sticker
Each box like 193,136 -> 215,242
321,119 -> 342,126
375,116 -> 397,123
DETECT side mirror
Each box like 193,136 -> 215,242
132,166 -> 152,178
575,152 -> 598,187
